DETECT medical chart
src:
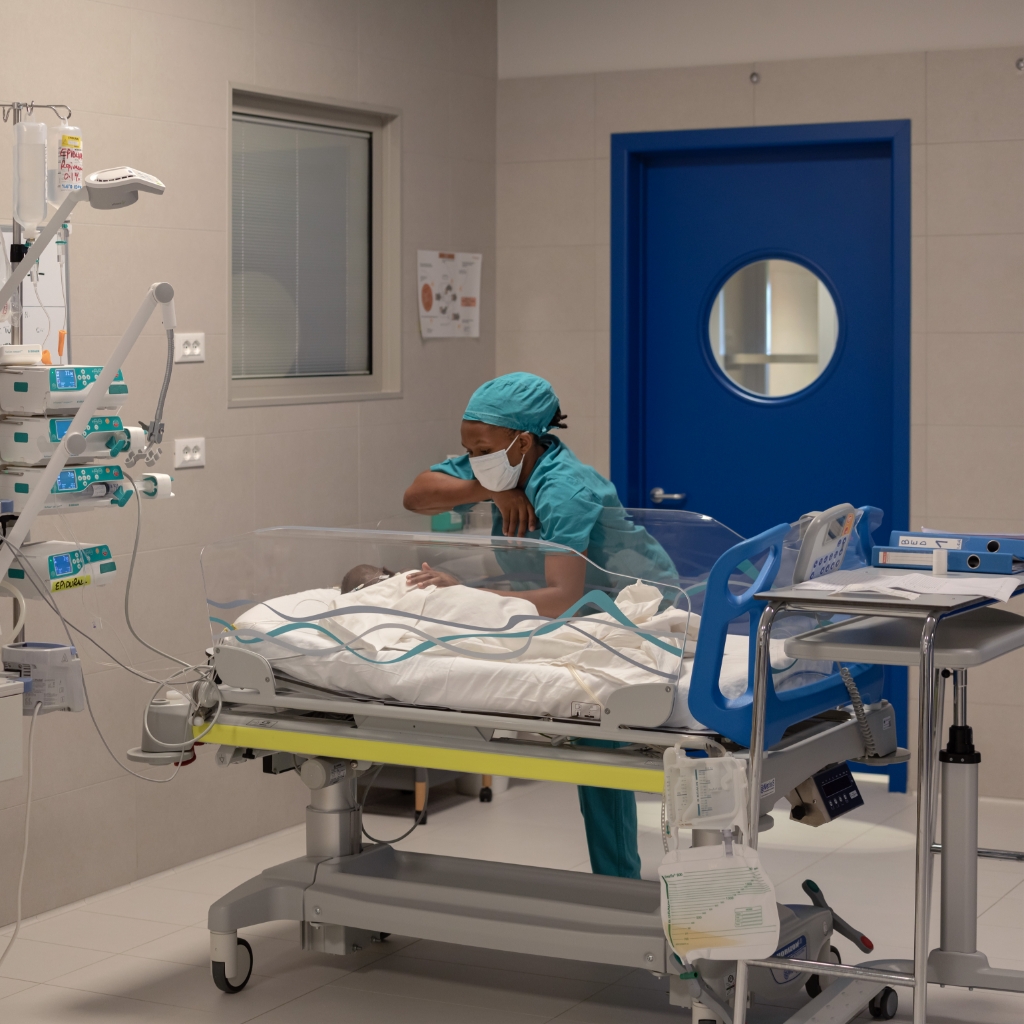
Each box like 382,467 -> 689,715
418,251 -> 482,338
659,843 -> 780,962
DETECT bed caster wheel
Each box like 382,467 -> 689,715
805,945 -> 841,999
211,937 -> 253,993
479,786 -> 492,802
869,986 -> 898,1019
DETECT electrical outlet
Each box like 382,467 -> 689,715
174,332 -> 205,363
174,437 -> 205,469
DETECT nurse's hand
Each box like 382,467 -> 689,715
490,489 -> 538,537
407,563 -> 460,589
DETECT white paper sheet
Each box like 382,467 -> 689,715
793,568 -> 1021,604
417,251 -> 482,338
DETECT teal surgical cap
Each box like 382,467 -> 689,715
463,372 -> 560,436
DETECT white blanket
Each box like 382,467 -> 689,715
227,573 -> 784,730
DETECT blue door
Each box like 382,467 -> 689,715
611,121 -> 911,788
611,121 -> 910,538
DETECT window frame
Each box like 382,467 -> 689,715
228,86 -> 401,407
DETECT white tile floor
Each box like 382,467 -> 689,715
1,774 -> 1021,1023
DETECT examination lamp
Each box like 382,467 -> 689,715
0,166 -> 166,313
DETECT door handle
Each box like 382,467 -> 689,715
650,487 -> 686,505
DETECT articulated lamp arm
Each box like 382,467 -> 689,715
0,282 -> 177,581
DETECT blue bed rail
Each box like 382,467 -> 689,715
687,520 -> 884,749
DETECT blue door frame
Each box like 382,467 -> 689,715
610,121 -> 911,789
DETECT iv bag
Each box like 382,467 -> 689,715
13,120 -> 47,230
47,123 -> 83,206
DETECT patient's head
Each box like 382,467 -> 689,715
341,564 -> 395,594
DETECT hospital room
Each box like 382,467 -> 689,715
0,1 -> 1022,1021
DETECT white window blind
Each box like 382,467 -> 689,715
232,114 -> 371,379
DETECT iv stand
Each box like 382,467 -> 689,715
2,101 -> 74,351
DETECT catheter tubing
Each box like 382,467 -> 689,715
0,188 -> 85,314
731,599 -> 781,1024
0,283 -> 175,581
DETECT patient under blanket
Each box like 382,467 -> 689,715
227,573 -> 793,730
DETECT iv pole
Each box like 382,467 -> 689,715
1,102 -> 74,351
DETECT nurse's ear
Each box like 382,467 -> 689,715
515,431 -> 538,457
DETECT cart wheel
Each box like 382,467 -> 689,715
211,937 -> 253,993
805,945 -> 841,999
479,786 -> 492,802
869,987 -> 898,1020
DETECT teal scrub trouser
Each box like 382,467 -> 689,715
577,785 -> 641,878
575,739 -> 641,878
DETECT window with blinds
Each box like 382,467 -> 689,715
231,114 -> 371,380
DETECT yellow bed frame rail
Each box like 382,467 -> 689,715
197,721 -> 666,794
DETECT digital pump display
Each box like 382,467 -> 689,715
54,369 -> 78,390
51,553 -> 73,577
55,470 -> 78,491
54,419 -> 72,440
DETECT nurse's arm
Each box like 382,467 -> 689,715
525,552 -> 587,618
407,552 -> 587,619
403,471 -> 488,515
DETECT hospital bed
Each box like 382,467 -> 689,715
181,506 -> 909,1016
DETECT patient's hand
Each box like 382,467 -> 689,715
407,562 -> 460,589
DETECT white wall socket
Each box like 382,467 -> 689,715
174,437 -> 206,469
174,332 -> 205,363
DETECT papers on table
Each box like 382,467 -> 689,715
792,567 -> 1021,604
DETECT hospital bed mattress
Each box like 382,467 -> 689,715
222,573 -> 795,730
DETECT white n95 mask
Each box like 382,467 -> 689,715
469,435 -> 523,491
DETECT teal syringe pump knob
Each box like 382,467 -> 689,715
106,431 -> 130,456
109,485 -> 134,507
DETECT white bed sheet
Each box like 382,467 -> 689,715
226,573 -> 788,730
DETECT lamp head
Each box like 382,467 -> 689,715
84,167 -> 165,209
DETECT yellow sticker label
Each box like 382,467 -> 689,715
60,134 -> 82,149
51,574 -> 90,593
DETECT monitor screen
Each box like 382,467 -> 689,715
53,419 -> 72,440
821,775 -> 854,799
51,553 -> 73,577
55,470 -> 78,492
54,369 -> 78,390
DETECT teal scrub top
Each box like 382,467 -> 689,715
430,437 -> 678,594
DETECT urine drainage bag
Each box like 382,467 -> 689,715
659,843 -> 780,962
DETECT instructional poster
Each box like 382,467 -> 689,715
418,251 -> 482,338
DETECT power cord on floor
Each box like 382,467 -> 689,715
0,700 -> 42,973
360,765 -> 430,845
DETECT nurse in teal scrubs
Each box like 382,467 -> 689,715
403,372 -> 677,879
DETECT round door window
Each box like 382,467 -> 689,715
708,259 -> 839,398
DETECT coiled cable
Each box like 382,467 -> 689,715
839,665 -> 879,758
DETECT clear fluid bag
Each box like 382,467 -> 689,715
13,120 -> 47,230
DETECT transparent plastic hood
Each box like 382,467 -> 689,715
199,509 -> 757,726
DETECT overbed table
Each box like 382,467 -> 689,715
734,569 -> 1024,1024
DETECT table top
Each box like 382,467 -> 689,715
757,567 -> 1024,617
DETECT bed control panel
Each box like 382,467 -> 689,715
787,762 -> 863,827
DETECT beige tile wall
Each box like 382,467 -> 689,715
496,47 -> 1024,798
0,0 -> 497,924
